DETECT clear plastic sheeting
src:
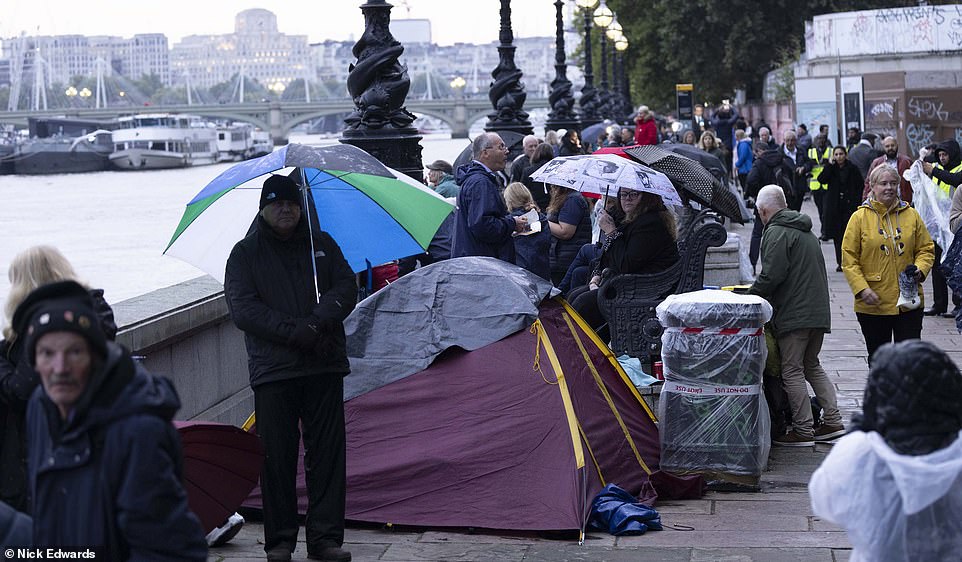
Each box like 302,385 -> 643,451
656,290 -> 773,479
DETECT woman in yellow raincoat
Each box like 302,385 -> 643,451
842,165 -> 935,363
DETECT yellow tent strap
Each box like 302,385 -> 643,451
560,310 -> 652,475
558,297 -> 656,421
578,421 -> 605,486
532,319 -> 585,470
242,411 -> 256,432
530,323 -> 557,385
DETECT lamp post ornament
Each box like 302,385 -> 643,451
545,0 -> 579,134
593,1 -> 614,121
484,0 -> 533,135
341,0 -> 424,182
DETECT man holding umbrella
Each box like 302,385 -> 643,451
225,174 -> 357,562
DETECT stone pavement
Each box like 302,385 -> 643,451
208,199 -> 959,562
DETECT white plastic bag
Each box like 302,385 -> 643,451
905,161 -> 954,260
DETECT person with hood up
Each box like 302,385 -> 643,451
748,185 -> 844,447
13,281 -> 207,560
452,133 -> 528,263
810,340 -> 962,561
841,165 -> 935,362
922,139 -> 962,317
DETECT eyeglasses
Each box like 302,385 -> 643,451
619,191 -> 642,200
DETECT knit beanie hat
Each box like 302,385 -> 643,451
12,280 -> 108,365
259,174 -> 302,210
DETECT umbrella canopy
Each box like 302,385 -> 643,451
165,143 -> 455,281
174,422 -> 263,534
602,145 -> 745,224
659,143 -> 727,182
580,120 -> 615,148
529,153 -> 682,206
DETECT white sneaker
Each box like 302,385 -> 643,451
206,512 -> 244,547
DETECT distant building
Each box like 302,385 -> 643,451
795,4 -> 962,154
170,9 -> 314,90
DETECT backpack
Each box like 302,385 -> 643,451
773,165 -> 795,201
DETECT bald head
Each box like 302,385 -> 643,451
882,136 -> 899,159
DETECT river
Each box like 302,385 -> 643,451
0,133 -> 472,305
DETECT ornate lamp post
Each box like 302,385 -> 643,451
593,1 -> 614,121
341,0 -> 424,183
575,0 -> 600,128
544,0 -> 579,135
484,0 -> 533,136
614,34 -> 631,123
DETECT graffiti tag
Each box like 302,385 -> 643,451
907,97 -> 949,121
870,102 -> 894,120
906,123 -> 935,157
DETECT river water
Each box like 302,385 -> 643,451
0,133 -> 471,305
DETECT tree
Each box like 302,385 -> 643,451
607,0 -> 940,110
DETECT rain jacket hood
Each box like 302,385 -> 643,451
936,139 -> 962,169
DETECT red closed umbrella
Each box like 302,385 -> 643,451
174,421 -> 263,533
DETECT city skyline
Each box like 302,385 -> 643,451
2,0 -> 560,46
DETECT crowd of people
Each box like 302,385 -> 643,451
3,93 -> 962,559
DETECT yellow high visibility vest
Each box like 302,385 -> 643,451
934,162 -> 962,196
808,146 -> 832,191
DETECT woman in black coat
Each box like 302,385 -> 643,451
568,191 -> 680,340
818,145 -> 865,271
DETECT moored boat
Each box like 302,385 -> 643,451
110,114 -> 218,170
9,118 -> 113,175
250,129 -> 274,158
216,123 -> 255,162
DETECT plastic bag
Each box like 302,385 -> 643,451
897,265 -> 922,310
905,161 -> 954,259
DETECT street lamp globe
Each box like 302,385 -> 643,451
449,76 -> 466,89
65,86 -> 78,97
575,0 -> 598,9
606,19 -> 622,41
593,1 -> 613,29
79,87 -> 92,99
615,34 -> 629,51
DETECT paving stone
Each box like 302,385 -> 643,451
661,513 -> 808,532
653,500 -> 713,514
690,547 -> 835,561
379,542 -> 528,561
347,527 -> 424,544
810,517 -> 845,532
418,530 -> 615,547
521,545 -> 691,562
712,500 -> 812,516
832,549 -> 853,561
618,530 -> 850,548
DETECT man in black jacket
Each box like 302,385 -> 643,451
225,174 -> 357,562
746,147 -> 797,270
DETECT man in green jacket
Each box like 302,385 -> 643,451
749,185 -> 845,447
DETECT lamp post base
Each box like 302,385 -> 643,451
340,128 -> 424,184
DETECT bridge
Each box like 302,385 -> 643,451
0,96 -> 549,143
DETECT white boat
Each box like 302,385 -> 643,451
250,129 -> 274,158
110,114 -> 218,170
216,123 -> 254,162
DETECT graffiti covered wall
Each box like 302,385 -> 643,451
807,5 -> 962,59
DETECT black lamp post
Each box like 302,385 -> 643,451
341,0 -> 424,183
544,0 -> 579,135
575,0 -> 600,128
484,0 -> 533,136
614,33 -> 631,123
593,1 -> 613,121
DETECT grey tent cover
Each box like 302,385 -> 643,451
343,257 -> 554,400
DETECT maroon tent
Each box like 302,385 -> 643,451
245,299 -> 667,533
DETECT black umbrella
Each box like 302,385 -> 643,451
625,145 -> 745,224
660,143 -> 728,184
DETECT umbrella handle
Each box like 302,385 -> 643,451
301,168 -> 321,304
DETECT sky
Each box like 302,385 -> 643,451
0,0 -> 559,46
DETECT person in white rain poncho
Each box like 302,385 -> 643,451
809,340 -> 962,562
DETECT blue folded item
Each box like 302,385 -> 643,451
588,483 -> 663,536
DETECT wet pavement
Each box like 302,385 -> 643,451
208,199 -> 959,561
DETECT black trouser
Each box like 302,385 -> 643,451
812,189 -> 826,236
750,208 -> 763,268
932,244 -> 949,312
856,309 -> 923,365
569,285 -> 609,341
254,375 -> 346,556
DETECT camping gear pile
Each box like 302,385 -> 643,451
656,290 -> 773,488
